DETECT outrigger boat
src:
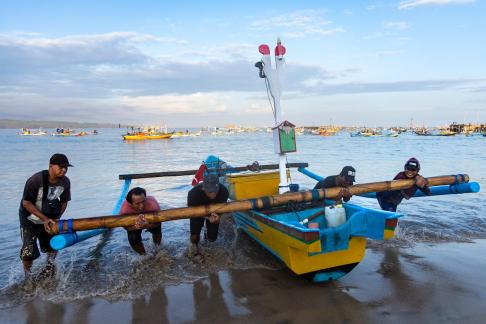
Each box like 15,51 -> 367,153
47,40 -> 480,282
122,132 -> 173,140
19,128 -> 47,136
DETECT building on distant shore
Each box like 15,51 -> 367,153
449,123 -> 486,133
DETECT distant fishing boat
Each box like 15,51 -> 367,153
52,128 -> 76,136
436,129 -> 456,136
350,129 -> 381,137
19,128 -> 46,136
414,129 -> 431,136
122,132 -> 173,140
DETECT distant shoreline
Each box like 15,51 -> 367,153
0,119 -> 121,129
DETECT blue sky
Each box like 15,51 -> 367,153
0,0 -> 485,127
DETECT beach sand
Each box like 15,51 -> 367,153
2,240 -> 486,324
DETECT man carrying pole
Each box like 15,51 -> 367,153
19,153 -> 72,280
187,174 -> 229,256
120,187 -> 162,255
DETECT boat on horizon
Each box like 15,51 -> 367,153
19,128 -> 47,136
122,132 -> 173,140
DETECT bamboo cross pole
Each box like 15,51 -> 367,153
46,174 -> 469,234
119,162 -> 309,180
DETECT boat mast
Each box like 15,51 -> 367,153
258,38 -> 289,193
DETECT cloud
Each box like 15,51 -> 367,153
0,32 -> 334,98
384,21 -> 409,30
244,102 -> 271,114
120,93 -> 228,114
399,0 -> 475,10
297,78 -> 485,95
249,10 -> 344,38
1,31 -> 483,125
0,32 -> 181,69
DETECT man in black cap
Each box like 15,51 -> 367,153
314,166 -> 356,202
187,173 -> 229,256
19,153 -> 72,278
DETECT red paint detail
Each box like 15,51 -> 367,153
385,218 -> 398,228
192,163 -> 207,186
275,44 -> 286,56
303,231 -> 319,242
259,44 -> 270,55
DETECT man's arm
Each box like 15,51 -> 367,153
415,175 -> 432,195
22,200 -> 55,231
59,202 -> 68,218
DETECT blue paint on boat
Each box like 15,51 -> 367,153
297,167 -> 323,181
50,178 -> 132,250
358,182 -> 480,199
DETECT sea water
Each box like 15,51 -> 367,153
0,128 -> 484,306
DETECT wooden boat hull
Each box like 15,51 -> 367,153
232,202 -> 398,281
223,167 -> 400,281
233,209 -> 366,276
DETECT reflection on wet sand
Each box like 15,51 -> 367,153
193,273 -> 231,322
2,241 -> 486,323
132,289 -> 168,324
25,300 -> 65,324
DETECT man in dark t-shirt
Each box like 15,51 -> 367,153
19,153 -> 72,277
314,166 -> 356,202
187,173 -> 229,256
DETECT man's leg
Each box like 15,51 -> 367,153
38,228 -> 58,278
148,224 -> 162,246
47,252 -> 58,264
189,218 -> 204,255
127,229 -> 146,255
205,219 -> 220,243
22,260 -> 33,274
20,224 -> 41,276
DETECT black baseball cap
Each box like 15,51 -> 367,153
202,173 -> 220,193
340,166 -> 356,183
404,157 -> 420,171
50,153 -> 73,167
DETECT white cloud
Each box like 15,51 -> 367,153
384,21 -> 409,30
249,10 -> 344,38
120,93 -> 228,114
399,0 -> 475,10
244,102 -> 271,114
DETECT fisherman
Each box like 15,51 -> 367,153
314,166 -> 356,202
19,153 -> 72,279
187,173 -> 229,256
121,187 -> 162,255
377,157 -> 431,212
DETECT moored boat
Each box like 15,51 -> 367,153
122,132 -> 173,140
19,128 -> 47,136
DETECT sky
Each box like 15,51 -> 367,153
0,0 -> 485,127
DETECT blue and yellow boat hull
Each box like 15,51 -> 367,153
225,170 -> 401,281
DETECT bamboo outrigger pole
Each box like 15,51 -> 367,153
47,174 -> 469,235
119,162 -> 308,180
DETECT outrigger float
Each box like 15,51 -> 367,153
48,40 -> 480,282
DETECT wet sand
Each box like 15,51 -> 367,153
2,240 -> 486,324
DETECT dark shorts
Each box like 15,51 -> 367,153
190,217 -> 219,242
377,197 -> 398,212
126,224 -> 162,246
20,223 -> 55,261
